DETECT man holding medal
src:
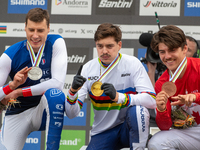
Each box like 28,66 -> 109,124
0,8 -> 67,150
148,25 -> 200,150
65,23 -> 156,150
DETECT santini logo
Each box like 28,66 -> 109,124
143,1 -> 177,7
68,55 -> 86,63
99,0 -> 133,8
121,73 -> 130,77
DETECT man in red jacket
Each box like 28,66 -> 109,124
148,25 -> 200,150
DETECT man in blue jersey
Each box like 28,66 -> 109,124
65,23 -> 156,150
0,8 -> 67,150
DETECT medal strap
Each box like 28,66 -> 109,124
98,53 -> 122,82
169,57 -> 187,83
27,41 -> 45,67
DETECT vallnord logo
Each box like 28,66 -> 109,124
143,1 -> 177,8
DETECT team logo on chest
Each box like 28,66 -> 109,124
88,76 -> 99,81
41,59 -> 46,65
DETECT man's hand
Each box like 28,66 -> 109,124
71,75 -> 86,90
101,83 -> 118,101
171,94 -> 196,107
156,91 -> 169,111
70,65 -> 86,93
9,67 -> 32,90
1,88 -> 22,105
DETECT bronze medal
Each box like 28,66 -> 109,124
162,81 -> 177,96
91,81 -> 104,97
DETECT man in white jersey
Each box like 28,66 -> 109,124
65,23 -> 156,150
0,8 -> 68,150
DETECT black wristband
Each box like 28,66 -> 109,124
70,89 -> 77,94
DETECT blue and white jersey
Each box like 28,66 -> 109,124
0,34 -> 68,115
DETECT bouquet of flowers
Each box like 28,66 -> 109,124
171,106 -> 196,129
0,99 -> 20,114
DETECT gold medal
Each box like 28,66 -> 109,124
91,81 -> 104,96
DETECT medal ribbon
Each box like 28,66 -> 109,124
27,41 -> 45,67
169,57 -> 187,82
98,53 -> 122,82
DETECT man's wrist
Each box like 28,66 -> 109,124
3,84 -> 14,95
9,81 -> 17,90
112,92 -> 119,102
156,107 -> 166,112
69,88 -> 78,95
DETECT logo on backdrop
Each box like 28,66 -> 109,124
0,26 -> 7,34
96,0 -> 134,15
139,0 -> 180,16
51,0 -> 92,15
184,0 -> 200,16
8,0 -> 48,14
64,103 -> 87,126
23,131 -> 41,150
59,130 -> 85,149
67,47 -> 89,74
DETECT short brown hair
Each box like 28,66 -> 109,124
94,23 -> 122,43
151,25 -> 186,53
25,8 -> 50,27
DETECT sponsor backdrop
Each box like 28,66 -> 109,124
0,0 -> 200,149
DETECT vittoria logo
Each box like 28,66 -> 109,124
139,0 -> 180,16
143,1 -> 177,8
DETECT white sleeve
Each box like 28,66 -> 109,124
65,65 -> 88,119
0,54 -> 11,100
118,65 -> 156,109
31,38 -> 68,95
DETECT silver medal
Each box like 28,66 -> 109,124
28,67 -> 42,80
